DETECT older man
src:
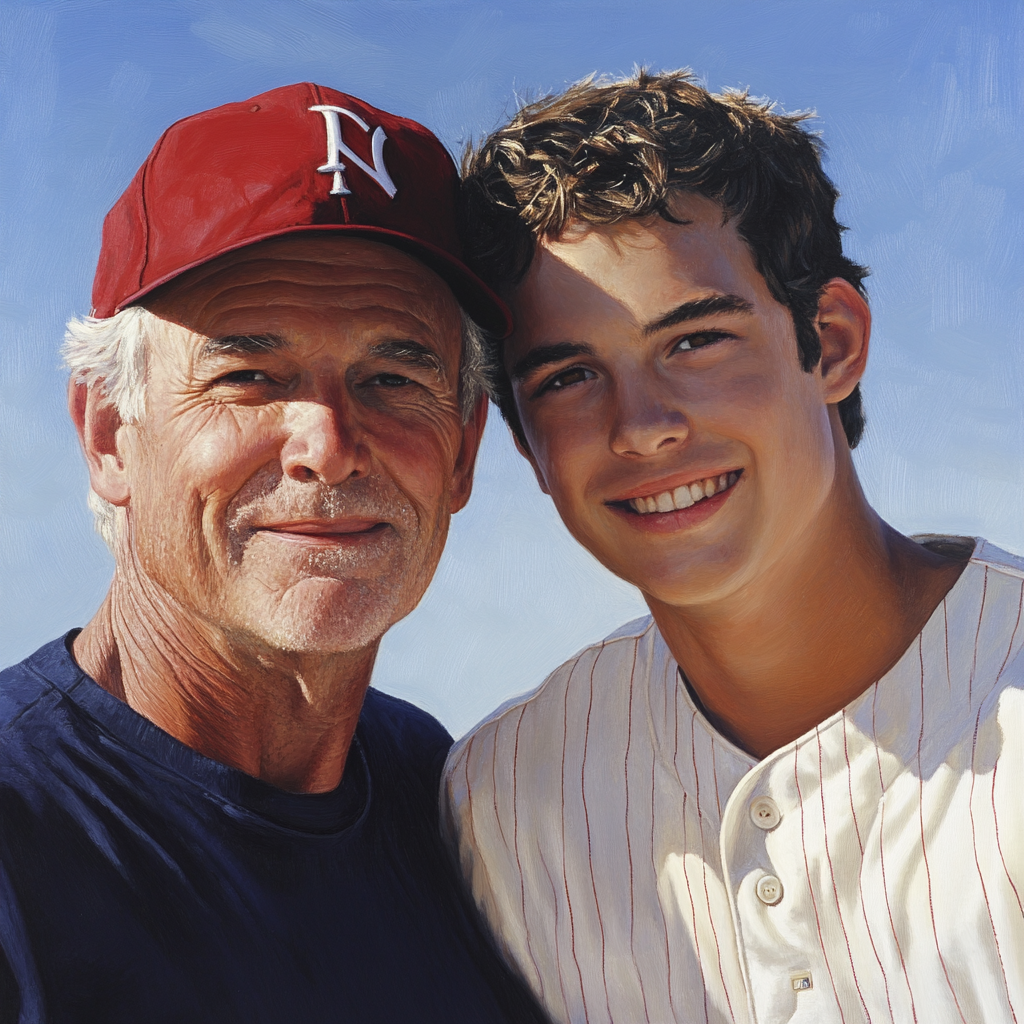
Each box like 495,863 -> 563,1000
0,84 -> 546,1023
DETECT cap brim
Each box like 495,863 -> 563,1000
115,223 -> 512,338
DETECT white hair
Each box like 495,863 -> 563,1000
63,303 -> 492,551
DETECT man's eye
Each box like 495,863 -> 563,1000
674,331 -> 730,352
536,366 -> 596,396
214,369 -> 275,385
369,372 -> 414,388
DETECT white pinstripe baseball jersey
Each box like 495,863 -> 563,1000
444,538 -> 1024,1024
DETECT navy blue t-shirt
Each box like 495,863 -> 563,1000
0,635 -> 546,1024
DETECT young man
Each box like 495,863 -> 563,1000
444,71 -> 1024,1024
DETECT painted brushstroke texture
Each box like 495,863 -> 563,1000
1,0 -> 1021,736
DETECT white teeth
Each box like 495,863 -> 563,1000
627,471 -> 741,515
672,484 -> 694,508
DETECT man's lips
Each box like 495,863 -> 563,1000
253,519 -> 389,541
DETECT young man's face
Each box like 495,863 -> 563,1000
505,193 -> 854,608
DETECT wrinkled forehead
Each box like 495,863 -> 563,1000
144,234 -> 462,343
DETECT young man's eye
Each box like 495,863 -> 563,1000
536,365 -> 596,396
674,331 -> 731,352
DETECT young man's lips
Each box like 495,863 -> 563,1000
606,469 -> 743,528
607,469 -> 743,508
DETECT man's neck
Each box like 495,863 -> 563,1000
648,475 -> 969,760
73,567 -> 377,794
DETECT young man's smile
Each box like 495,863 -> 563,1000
606,467 -> 743,531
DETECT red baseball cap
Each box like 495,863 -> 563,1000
91,83 -> 511,337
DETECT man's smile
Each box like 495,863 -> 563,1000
253,518 -> 391,545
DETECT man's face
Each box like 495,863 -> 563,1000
118,236 -> 481,654
506,193 -> 843,608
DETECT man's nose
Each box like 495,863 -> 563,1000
280,398 -> 370,485
609,379 -> 689,458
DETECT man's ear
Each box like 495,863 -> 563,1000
510,429 -> 551,496
815,278 -> 871,404
68,379 -> 132,506
450,393 -> 489,513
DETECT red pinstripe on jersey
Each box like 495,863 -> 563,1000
538,844 -> 570,1015
841,708 -> 895,1021
968,567 -> 989,704
993,581 -> 1024,935
917,636 -> 968,1023
558,657 -> 588,1016
652,727 -> 678,1021
815,725 -> 871,1021
794,738 -> 846,1021
680,790 -> 710,1024
871,677 -> 919,1022
692,712 -> 736,1023
622,639 -> 652,1021
969,697 -> 1018,1022
511,704 -> 546,991
675,696 -> 710,1024
581,643 -> 612,1019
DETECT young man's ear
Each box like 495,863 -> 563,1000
816,278 -> 871,404
510,428 -> 551,496
68,379 -> 132,506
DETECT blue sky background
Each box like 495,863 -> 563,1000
1,0 -> 1021,736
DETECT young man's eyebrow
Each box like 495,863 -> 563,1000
510,342 -> 595,382
643,294 -> 754,336
369,339 -> 447,378
199,334 -> 286,357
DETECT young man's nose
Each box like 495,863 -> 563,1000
280,398 -> 370,485
609,380 -> 689,458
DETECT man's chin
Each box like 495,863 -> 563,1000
230,579 -> 409,656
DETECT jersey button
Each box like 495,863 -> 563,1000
756,874 -> 783,905
749,796 -> 782,831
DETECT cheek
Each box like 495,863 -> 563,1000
367,411 -> 463,512
137,407 -> 283,524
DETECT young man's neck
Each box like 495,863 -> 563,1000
647,464 -> 970,760
73,559 -> 377,794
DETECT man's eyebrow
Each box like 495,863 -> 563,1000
369,339 -> 447,378
643,294 -> 754,336
199,334 -> 286,357
510,342 -> 595,382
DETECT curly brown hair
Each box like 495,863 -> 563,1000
461,69 -> 869,448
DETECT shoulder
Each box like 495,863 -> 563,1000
943,538 -> 1024,630
970,538 -> 1024,581
360,687 -> 454,789
0,637 -> 73,741
927,538 -> 1024,707
445,615 -> 659,793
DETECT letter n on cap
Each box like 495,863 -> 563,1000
309,105 -> 397,198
